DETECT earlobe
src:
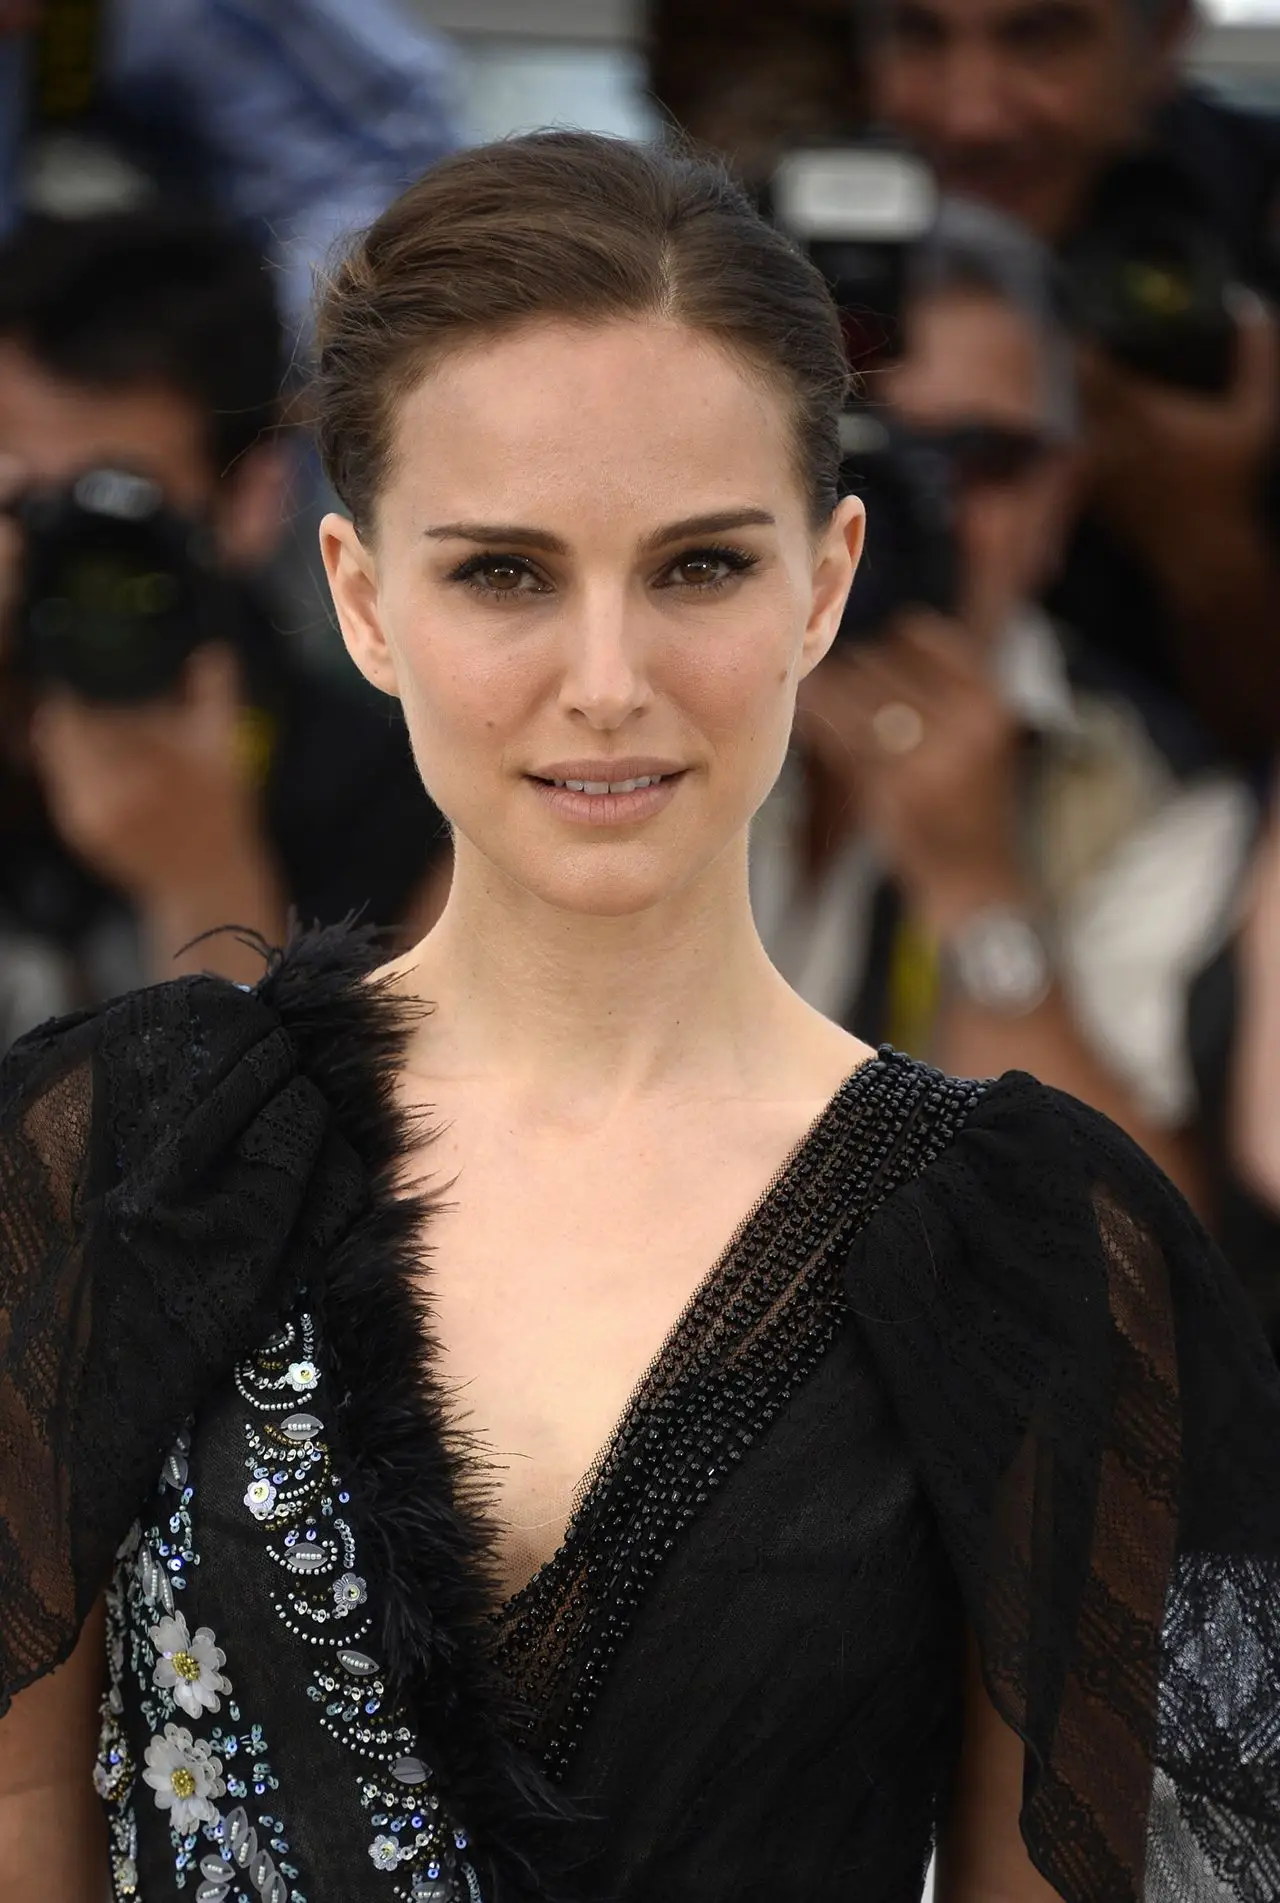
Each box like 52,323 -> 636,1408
800,495 -> 865,677
319,513 -> 400,698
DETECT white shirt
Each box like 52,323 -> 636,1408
751,610 -> 1254,1127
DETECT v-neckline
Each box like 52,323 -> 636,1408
483,1043 -> 989,1784
493,1050 -> 884,1620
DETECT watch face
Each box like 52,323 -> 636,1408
952,907 -> 1052,1016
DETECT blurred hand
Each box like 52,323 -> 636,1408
28,643 -> 272,905
795,612 -> 1026,930
1078,296 -> 1279,563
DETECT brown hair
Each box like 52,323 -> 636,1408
312,130 -> 850,535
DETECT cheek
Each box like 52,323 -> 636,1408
382,579 -> 541,746
1044,51 -> 1131,142
962,490 -> 1055,605
873,55 -> 934,131
656,598 -> 803,745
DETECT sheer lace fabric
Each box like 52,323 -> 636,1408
848,1079 -> 1280,1903
1,932 -> 1278,1903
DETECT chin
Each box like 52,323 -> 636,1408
511,854 -> 693,920
467,814 -> 728,920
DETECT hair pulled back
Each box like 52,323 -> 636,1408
313,131 -> 850,534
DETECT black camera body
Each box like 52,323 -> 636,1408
10,466 -> 232,703
769,144 -> 958,641
1060,151 -> 1238,396
835,410 -> 959,639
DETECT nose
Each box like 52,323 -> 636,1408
557,585 -> 651,731
935,43 -> 1017,148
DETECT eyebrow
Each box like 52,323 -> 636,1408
422,507 -> 777,557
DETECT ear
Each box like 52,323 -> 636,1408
799,494 -> 864,679
319,512 -> 400,698
215,439 -> 291,570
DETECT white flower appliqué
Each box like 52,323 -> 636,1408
369,1834 -> 401,1870
285,1360 -> 320,1392
142,1723 -> 225,1833
243,1478 -> 277,1519
333,1571 -> 368,1612
149,1611 -> 231,1718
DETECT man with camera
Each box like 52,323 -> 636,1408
754,199 -> 1252,1197
862,0 -> 1280,765
0,209 -> 447,1044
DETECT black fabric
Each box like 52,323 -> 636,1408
1188,938 -> 1280,1356
553,1332 -> 963,1902
0,930 -> 558,1901
1,927 -> 1279,1902
848,1076 -> 1280,1902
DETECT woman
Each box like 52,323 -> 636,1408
0,132 -> 1277,1903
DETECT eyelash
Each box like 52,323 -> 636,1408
445,544 -> 761,602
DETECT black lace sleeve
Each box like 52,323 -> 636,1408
846,1072 -> 1280,1903
0,971 -> 361,1719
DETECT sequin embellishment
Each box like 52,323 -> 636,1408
95,1426 -> 301,1902
236,1313 -> 478,1901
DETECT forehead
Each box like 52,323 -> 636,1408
878,0 -> 1124,39
0,341 -> 209,492
886,288 -> 1045,425
382,319 -> 805,532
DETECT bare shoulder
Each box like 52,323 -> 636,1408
770,991 -> 878,1119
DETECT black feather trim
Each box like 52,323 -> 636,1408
254,922 -> 576,1901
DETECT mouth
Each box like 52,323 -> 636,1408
539,772 -> 672,794
525,767 -> 687,827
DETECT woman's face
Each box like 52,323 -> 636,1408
323,318 -> 862,919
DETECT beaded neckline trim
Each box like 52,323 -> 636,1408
489,1048 -> 987,1781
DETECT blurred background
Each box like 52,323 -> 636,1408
3,0 -> 1280,1363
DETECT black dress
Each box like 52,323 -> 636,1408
1,929 -> 1278,1903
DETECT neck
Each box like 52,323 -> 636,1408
398,832 -> 799,1118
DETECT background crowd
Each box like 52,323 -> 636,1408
2,0 -> 1280,1356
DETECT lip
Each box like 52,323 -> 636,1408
524,760 -> 687,829
529,758 -> 686,784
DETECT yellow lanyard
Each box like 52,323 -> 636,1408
883,910 -> 941,1058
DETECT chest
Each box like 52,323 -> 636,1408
413,1108 -> 811,1595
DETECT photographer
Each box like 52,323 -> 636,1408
864,0 -> 1280,764
0,0 -> 460,336
0,209 -> 447,1038
754,199 -> 1253,1198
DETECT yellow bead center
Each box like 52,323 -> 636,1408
171,1651 -> 202,1683
170,1767 -> 197,1800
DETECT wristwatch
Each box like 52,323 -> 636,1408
943,904 -> 1053,1017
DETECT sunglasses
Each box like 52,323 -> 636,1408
914,423 -> 1057,488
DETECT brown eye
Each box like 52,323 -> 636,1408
448,552 -> 548,599
674,554 -> 725,585
479,559 -> 527,591
661,545 -> 760,591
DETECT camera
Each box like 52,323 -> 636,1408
8,466 -> 234,703
834,410 -> 958,639
769,144 -> 959,639
1060,151 -> 1237,395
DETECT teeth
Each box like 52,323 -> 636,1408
551,775 -> 664,794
